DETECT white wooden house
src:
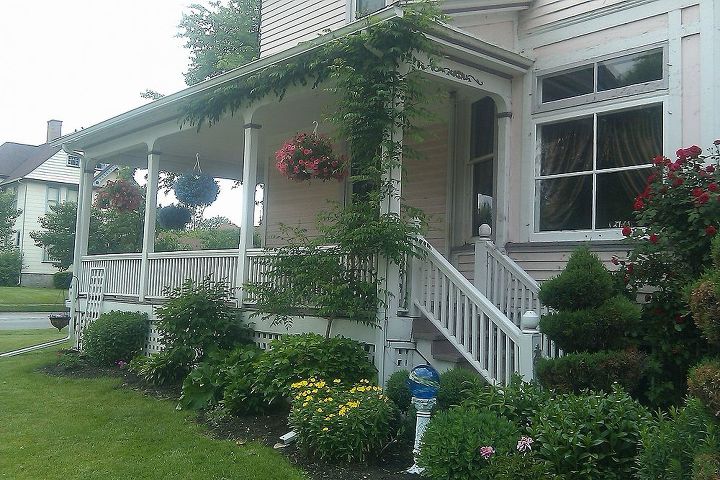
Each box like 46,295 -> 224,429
0,121 -> 118,287
55,0 -> 720,385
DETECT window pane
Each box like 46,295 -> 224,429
540,117 -> 594,175
471,97 -> 496,158
537,175 -> 593,231
357,0 -> 385,16
598,50 -> 663,91
472,160 -> 494,234
596,168 -> 650,228
541,67 -> 594,102
597,105 -> 663,169
66,189 -> 78,204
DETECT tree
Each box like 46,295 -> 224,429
177,0 -> 261,86
31,202 -> 145,271
0,190 -> 21,249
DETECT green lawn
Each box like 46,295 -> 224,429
0,349 -> 306,480
0,329 -> 68,353
0,286 -> 66,312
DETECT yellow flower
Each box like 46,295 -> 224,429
317,408 -> 323,413
350,387 -> 357,393
303,402 -> 309,407
360,379 -> 369,384
333,379 -> 341,384
316,381 -> 326,389
322,427 -> 329,431
311,389 -> 318,394
306,395 -> 313,401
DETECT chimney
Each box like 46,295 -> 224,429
46,119 -> 62,143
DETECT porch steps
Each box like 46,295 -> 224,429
411,316 -> 468,367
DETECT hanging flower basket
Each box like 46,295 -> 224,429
49,313 -> 70,332
174,173 -> 219,207
275,133 -> 347,182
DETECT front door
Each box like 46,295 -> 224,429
469,96 -> 498,239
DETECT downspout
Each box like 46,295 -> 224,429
18,179 -> 28,286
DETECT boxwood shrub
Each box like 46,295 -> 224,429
536,349 -> 647,395
385,369 -> 411,412
53,271 -> 73,289
687,358 -> 720,418
84,311 -> 148,366
436,367 -> 484,410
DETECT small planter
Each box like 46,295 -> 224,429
275,132 -> 347,182
49,313 -> 71,332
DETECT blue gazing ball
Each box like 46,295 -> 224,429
407,364 -> 440,399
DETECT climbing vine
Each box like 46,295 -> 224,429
183,2 -> 443,334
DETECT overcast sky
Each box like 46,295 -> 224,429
1,0 -> 243,223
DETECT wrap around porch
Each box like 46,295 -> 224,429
65,19 -> 558,385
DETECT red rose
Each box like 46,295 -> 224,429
649,233 -> 659,244
709,183 -> 718,192
675,314 -> 685,325
626,263 -> 634,274
698,193 -> 710,204
677,148 -> 687,159
653,155 -> 666,165
611,256 -> 619,265
707,165 -> 716,173
622,226 -> 632,237
706,225 -> 717,236
634,198 -> 645,210
692,187 -> 704,197
672,177 -> 685,187
687,145 -> 703,158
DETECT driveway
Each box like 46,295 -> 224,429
0,313 -> 54,330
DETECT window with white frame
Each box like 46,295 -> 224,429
66,188 -> 78,204
535,104 -> 663,232
533,47 -> 667,234
470,97 -> 497,235
355,0 -> 385,17
537,48 -> 666,111
46,186 -> 60,211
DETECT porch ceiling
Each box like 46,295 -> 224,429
51,6 -> 531,173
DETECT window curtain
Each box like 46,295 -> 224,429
539,119 -> 594,230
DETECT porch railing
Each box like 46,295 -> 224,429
409,236 -> 540,385
473,232 -> 560,359
80,253 -> 142,297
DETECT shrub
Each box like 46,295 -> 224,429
539,247 -> 616,311
536,349 -> 647,395
83,311 -> 148,366
689,278 -> 720,347
418,407 -> 520,480
385,369 -> 411,412
529,386 -> 651,480
129,346 -> 194,387
221,346 -> 267,416
289,378 -> 397,463
462,374 -> 551,431
539,295 -> 641,353
180,345 -> 264,412
154,278 -> 252,359
53,271 -> 73,289
688,359 -> 720,418
636,398 -> 716,480
0,248 -> 22,286
253,333 -> 376,406
483,453 -> 566,480
437,367 -> 484,410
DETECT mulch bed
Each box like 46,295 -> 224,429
41,352 -> 417,480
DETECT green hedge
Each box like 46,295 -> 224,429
536,349 -> 647,395
0,249 -> 22,286
53,271 -> 73,289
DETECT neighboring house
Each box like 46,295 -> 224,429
0,120 -> 118,287
55,0 -> 719,385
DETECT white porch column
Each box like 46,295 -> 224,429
138,151 -> 160,302
235,122 -> 261,303
69,155 -> 95,340
376,97 -> 404,385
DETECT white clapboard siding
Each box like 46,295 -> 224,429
25,150 -> 80,185
260,0 -> 348,57
403,123 -> 449,254
506,243 -> 632,282
520,0 -> 627,31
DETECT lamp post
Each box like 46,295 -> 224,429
405,364 -> 440,474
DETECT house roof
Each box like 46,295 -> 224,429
52,4 -> 532,156
0,142 -> 61,184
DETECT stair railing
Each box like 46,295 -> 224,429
409,236 -> 541,385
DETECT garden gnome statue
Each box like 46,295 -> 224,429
405,364 -> 440,474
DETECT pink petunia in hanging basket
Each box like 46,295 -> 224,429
275,133 -> 347,182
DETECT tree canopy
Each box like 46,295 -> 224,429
177,0 -> 261,86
